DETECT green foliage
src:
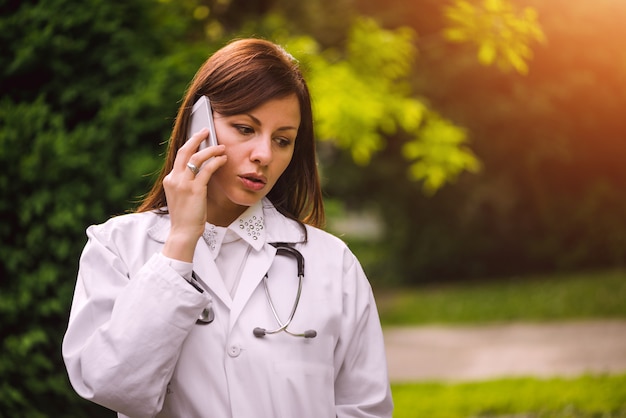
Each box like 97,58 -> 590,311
332,0 -> 626,285
443,0 -> 546,74
305,17 -> 421,165
0,0 -> 216,415
300,17 -> 481,192
392,374 -> 626,418
402,112 -> 481,195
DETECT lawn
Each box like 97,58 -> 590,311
392,374 -> 626,418
376,269 -> 626,326
376,269 -> 626,417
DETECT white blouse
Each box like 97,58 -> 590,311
163,201 -> 265,299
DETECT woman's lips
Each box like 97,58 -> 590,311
239,173 -> 267,191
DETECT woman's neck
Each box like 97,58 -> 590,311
205,198 -> 249,227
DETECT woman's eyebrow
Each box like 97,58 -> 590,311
245,113 -> 298,131
245,113 -> 262,125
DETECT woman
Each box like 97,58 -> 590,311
63,38 -> 393,418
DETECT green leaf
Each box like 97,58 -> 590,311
443,0 -> 546,74
478,41 -> 497,65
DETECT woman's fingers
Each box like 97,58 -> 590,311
194,153 -> 228,183
186,144 -> 226,179
160,129 -> 226,261
162,127 -> 226,219
174,128 -> 225,178
174,128 -> 211,170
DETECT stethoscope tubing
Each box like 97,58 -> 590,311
195,243 -> 317,338
253,244 -> 316,339
255,272 -> 304,336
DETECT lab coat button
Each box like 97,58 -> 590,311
228,345 -> 241,357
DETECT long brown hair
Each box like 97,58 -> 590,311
137,38 -> 325,228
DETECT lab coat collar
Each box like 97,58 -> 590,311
261,198 -> 307,245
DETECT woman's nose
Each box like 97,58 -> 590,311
250,136 -> 273,165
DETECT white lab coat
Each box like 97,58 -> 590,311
62,199 -> 393,418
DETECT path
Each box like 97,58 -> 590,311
383,319 -> 626,382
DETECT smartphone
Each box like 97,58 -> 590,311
188,95 -> 218,149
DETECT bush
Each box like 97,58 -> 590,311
0,0 -> 209,414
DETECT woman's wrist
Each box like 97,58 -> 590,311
162,230 -> 200,263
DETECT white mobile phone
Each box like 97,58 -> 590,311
188,95 -> 218,149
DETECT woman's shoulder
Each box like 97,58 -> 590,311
262,201 -> 348,250
303,224 -> 363,265
87,210 -> 167,241
261,199 -> 352,251
304,223 -> 348,248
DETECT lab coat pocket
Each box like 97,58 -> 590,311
272,360 -> 335,418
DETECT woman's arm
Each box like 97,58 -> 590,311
62,128 -> 227,416
334,253 -> 394,418
62,222 -> 209,418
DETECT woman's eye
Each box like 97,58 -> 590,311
275,137 -> 292,148
235,125 -> 254,135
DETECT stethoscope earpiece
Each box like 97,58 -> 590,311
253,327 -> 267,337
253,327 -> 317,339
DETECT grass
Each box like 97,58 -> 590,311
391,374 -> 626,418
376,269 -> 626,417
376,269 -> 626,326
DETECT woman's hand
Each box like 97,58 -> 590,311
161,128 -> 227,262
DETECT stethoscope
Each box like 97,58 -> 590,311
195,243 -> 317,339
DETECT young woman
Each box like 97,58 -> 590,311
63,38 -> 393,418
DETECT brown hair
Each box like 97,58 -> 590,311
137,38 -> 325,228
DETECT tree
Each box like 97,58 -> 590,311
293,17 -> 481,194
354,0 -> 626,281
443,0 -> 545,74
256,1 -> 549,283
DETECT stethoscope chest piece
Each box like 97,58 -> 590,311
196,303 -> 215,324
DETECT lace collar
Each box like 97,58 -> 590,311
202,201 -> 265,255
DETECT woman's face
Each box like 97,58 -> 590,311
206,94 -> 301,218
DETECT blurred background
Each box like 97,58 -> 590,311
1,0 -> 625,416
